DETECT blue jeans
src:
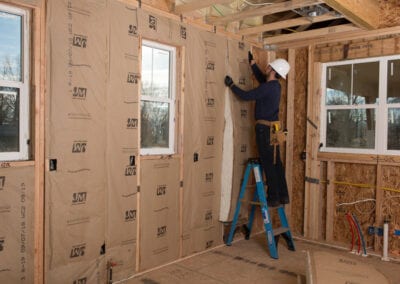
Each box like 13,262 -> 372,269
255,124 -> 289,206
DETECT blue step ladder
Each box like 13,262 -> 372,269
225,158 -> 295,259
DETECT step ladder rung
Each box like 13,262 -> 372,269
240,199 -> 262,205
225,159 -> 295,259
272,227 -> 289,236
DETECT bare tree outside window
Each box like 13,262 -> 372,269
0,5 -> 29,161
140,41 -> 176,155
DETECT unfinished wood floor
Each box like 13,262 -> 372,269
121,234 -> 400,284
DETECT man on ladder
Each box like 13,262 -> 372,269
224,52 -> 294,259
224,52 -> 290,208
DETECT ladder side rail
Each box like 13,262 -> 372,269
226,163 -> 253,245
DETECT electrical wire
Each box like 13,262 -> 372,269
320,179 -> 400,194
336,198 -> 376,215
336,198 -> 375,207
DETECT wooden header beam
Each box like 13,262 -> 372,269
208,0 -> 323,25
323,0 -> 379,29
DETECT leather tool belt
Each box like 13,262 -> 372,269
256,120 -> 286,164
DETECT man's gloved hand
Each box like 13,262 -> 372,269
248,51 -> 254,64
224,75 -> 234,87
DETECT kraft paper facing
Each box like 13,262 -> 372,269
0,166 -> 34,283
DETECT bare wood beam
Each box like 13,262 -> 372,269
263,24 -> 359,45
174,0 -> 232,14
238,13 -> 343,35
323,0 -> 379,29
272,25 -> 400,49
209,0 -> 323,25
165,0 -> 175,12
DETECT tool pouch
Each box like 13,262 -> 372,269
269,121 -> 286,164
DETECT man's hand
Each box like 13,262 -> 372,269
224,75 -> 234,87
248,51 -> 254,64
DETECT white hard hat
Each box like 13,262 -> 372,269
269,58 -> 290,79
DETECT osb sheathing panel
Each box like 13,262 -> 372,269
379,0 -> 400,28
291,48 -> 308,235
380,165 -> 400,256
276,50 -> 288,138
333,163 -> 376,248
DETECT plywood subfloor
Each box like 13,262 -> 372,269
120,235 -> 400,284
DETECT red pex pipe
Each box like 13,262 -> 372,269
345,213 -> 355,251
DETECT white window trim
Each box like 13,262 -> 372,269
140,40 -> 176,155
0,4 -> 30,161
320,55 -> 400,155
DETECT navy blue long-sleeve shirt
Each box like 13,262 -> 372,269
230,64 -> 281,121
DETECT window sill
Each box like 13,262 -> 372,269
0,160 -> 35,168
140,154 -> 180,160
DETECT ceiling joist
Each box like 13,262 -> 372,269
264,23 -> 360,45
238,12 -> 343,36
323,0 -> 379,29
208,0 -> 323,25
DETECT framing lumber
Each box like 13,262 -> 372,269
303,47 -> 322,239
238,13 -> 343,36
374,163 -> 383,252
33,1 -> 46,283
208,0 -> 323,25
285,48 -> 295,223
136,36 -> 143,273
174,0 -> 231,14
325,161 -> 335,242
273,25 -> 400,49
318,152 -> 400,165
264,24 -> 360,45
178,46 -> 185,257
323,0 -> 379,30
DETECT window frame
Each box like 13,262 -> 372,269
0,4 -> 30,161
140,39 -> 176,156
320,55 -> 400,155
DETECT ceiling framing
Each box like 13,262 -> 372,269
155,0 -> 399,48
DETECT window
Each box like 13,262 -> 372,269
320,56 -> 400,155
140,40 -> 176,155
0,4 -> 30,161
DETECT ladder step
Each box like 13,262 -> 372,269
273,227 -> 290,236
225,160 -> 295,259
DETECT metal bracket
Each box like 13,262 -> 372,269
307,117 -> 318,130
305,176 -> 319,184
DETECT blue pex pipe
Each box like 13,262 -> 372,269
352,214 -> 367,256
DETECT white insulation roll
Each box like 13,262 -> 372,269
219,87 -> 234,222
